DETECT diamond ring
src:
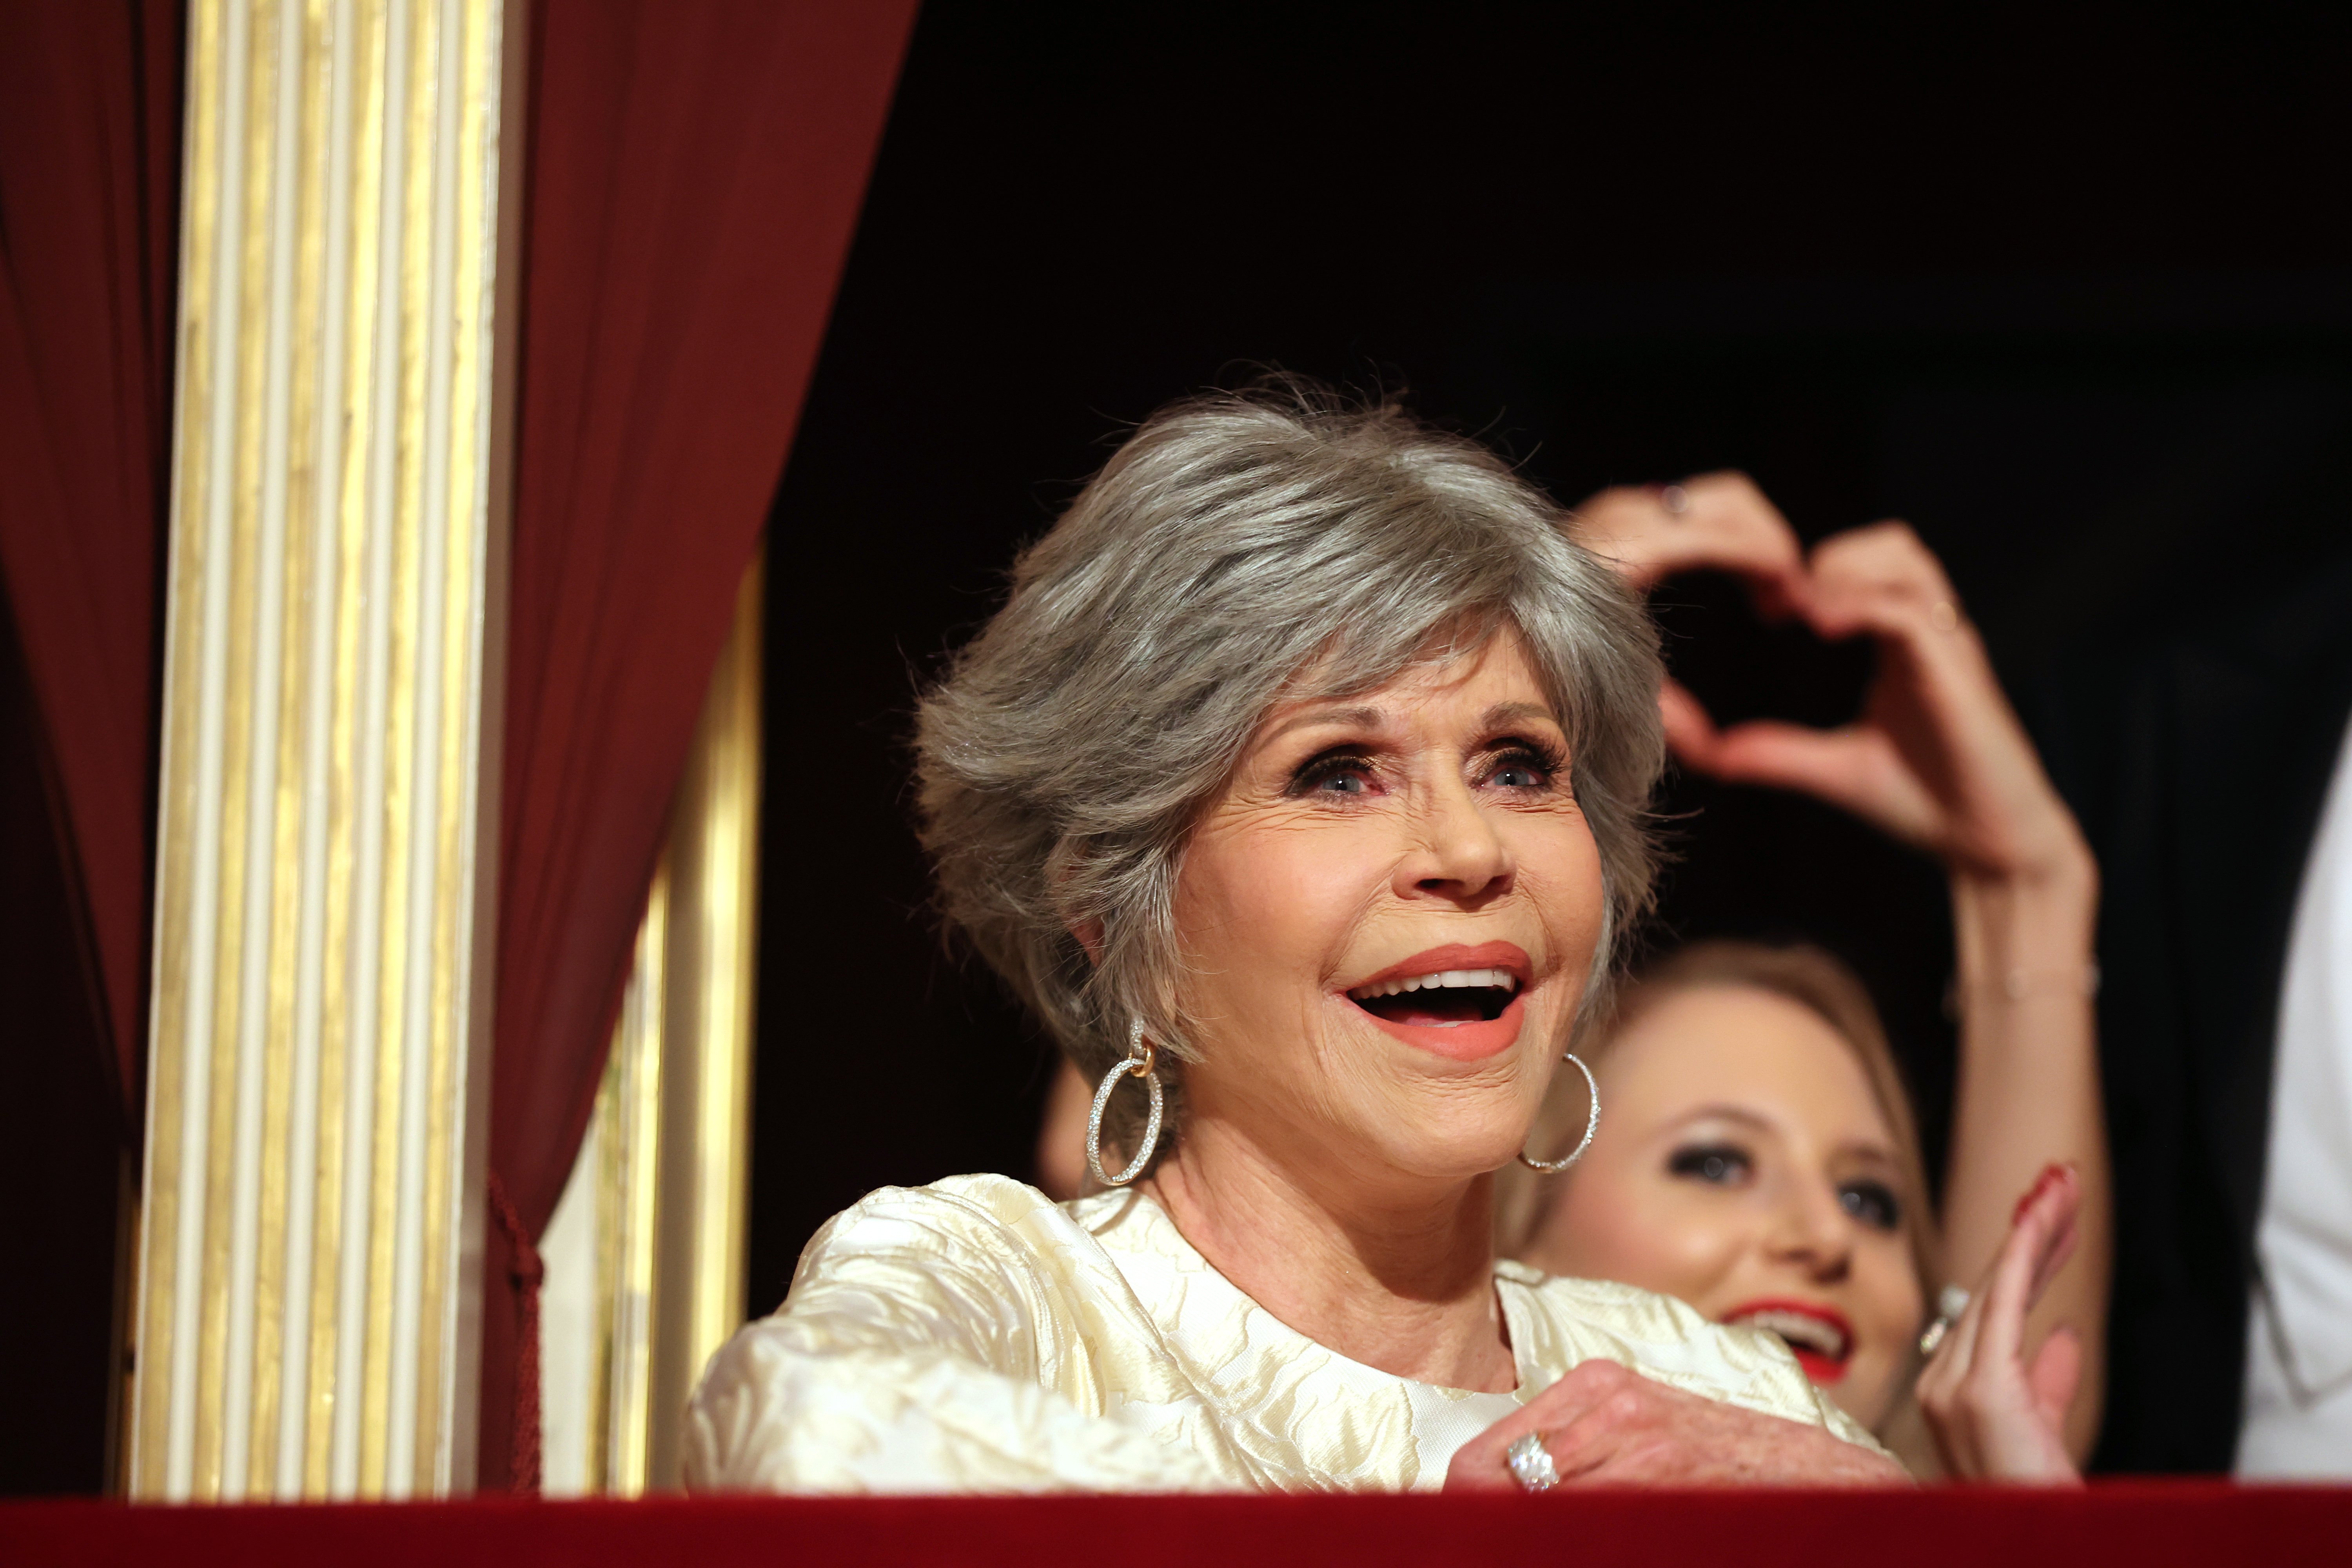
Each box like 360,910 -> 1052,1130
1917,1284 -> 1971,1359
1506,1431 -> 1560,1492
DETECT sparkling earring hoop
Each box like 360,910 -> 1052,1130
1518,1051 -> 1599,1174
1085,1021 -> 1165,1188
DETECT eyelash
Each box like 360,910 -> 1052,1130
1839,1181 -> 1904,1233
1669,1142 -> 1753,1187
1285,736 -> 1566,799
1668,1143 -> 1906,1232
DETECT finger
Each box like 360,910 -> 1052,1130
1679,472 -> 1811,617
1572,477 -> 1808,603
1803,527 -> 1973,658
2027,1326 -> 2084,1433
1519,1358 -> 1634,1426
1969,1176 -> 2058,1382
1508,1361 -> 1641,1481
1925,1272 -> 1991,1398
2013,1162 -> 2082,1303
1658,678 -> 1722,768
1806,521 -> 1956,613
1697,721 -> 1945,846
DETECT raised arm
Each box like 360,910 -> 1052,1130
1572,480 -> 2111,1462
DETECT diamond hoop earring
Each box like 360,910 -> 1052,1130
1085,1021 -> 1165,1188
1518,1051 -> 1599,1174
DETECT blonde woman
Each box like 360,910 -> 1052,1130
1508,480 -> 2108,1483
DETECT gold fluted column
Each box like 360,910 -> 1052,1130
537,554 -> 764,1496
130,0 -> 523,1502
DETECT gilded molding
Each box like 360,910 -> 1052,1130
538,555 -> 766,1496
131,0 -> 519,1502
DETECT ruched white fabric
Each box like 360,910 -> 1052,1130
685,1173 -> 1883,1494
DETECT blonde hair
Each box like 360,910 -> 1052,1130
1499,939 -> 1941,1295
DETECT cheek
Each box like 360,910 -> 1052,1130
1175,821 -> 1379,1026
1851,1240 -> 1927,1357
1511,813 -> 1607,971
1535,1159 -> 1752,1305
1831,1240 -> 1927,1428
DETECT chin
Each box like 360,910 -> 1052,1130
1831,1365 -> 1899,1432
1359,1100 -> 1531,1185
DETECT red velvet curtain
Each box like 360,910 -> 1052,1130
0,0 -> 181,1119
484,0 -> 921,1491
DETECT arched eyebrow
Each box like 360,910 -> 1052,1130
1671,1103 -> 1778,1135
1262,703 -> 1388,744
1263,699 -> 1563,746
1480,701 -> 1562,733
1673,1104 -> 1904,1169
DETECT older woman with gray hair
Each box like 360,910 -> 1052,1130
684,382 -> 1903,1492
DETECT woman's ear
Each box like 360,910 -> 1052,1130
1071,918 -> 1104,965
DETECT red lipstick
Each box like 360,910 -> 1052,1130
1720,1298 -> 1856,1385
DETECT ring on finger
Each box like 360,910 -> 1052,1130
1506,1431 -> 1561,1492
1917,1283 -> 1971,1358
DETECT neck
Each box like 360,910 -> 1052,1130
1142,1114 -> 1516,1394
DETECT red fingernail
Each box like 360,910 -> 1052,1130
2011,1161 -> 2069,1225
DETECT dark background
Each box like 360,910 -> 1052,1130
747,0 -> 2352,1325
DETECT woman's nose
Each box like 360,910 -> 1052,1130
1402,775 -> 1514,904
1764,1180 -> 1857,1281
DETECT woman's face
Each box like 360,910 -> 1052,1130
1522,984 -> 1926,1428
1171,630 -> 1606,1195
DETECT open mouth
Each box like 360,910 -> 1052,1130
1722,1301 -> 1855,1385
1342,943 -> 1533,1061
1347,967 -> 1521,1027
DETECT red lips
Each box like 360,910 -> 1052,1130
1720,1298 -> 1856,1385
1343,941 -> 1533,1062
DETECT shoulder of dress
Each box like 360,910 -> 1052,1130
791,1176 -> 1045,1273
783,1177 -> 1111,1338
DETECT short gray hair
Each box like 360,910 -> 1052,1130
915,380 -> 1665,1153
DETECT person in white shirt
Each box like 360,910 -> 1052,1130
2031,542 -> 2352,1473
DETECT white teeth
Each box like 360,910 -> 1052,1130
1728,1308 -> 1849,1361
1347,967 -> 1519,1001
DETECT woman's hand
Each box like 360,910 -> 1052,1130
1915,1163 -> 2087,1485
1573,474 -> 1811,612
1572,478 -> 2092,888
1444,1359 -> 1910,1490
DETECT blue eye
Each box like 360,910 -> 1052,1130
1839,1181 -> 1902,1232
1483,738 -> 1563,791
1289,750 -> 1378,798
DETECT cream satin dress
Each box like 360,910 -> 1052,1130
685,1173 -> 1882,1494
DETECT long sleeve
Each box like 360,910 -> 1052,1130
685,1176 -> 1890,1495
682,1180 -> 1223,1494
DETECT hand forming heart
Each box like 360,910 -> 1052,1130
1572,474 -> 2092,890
